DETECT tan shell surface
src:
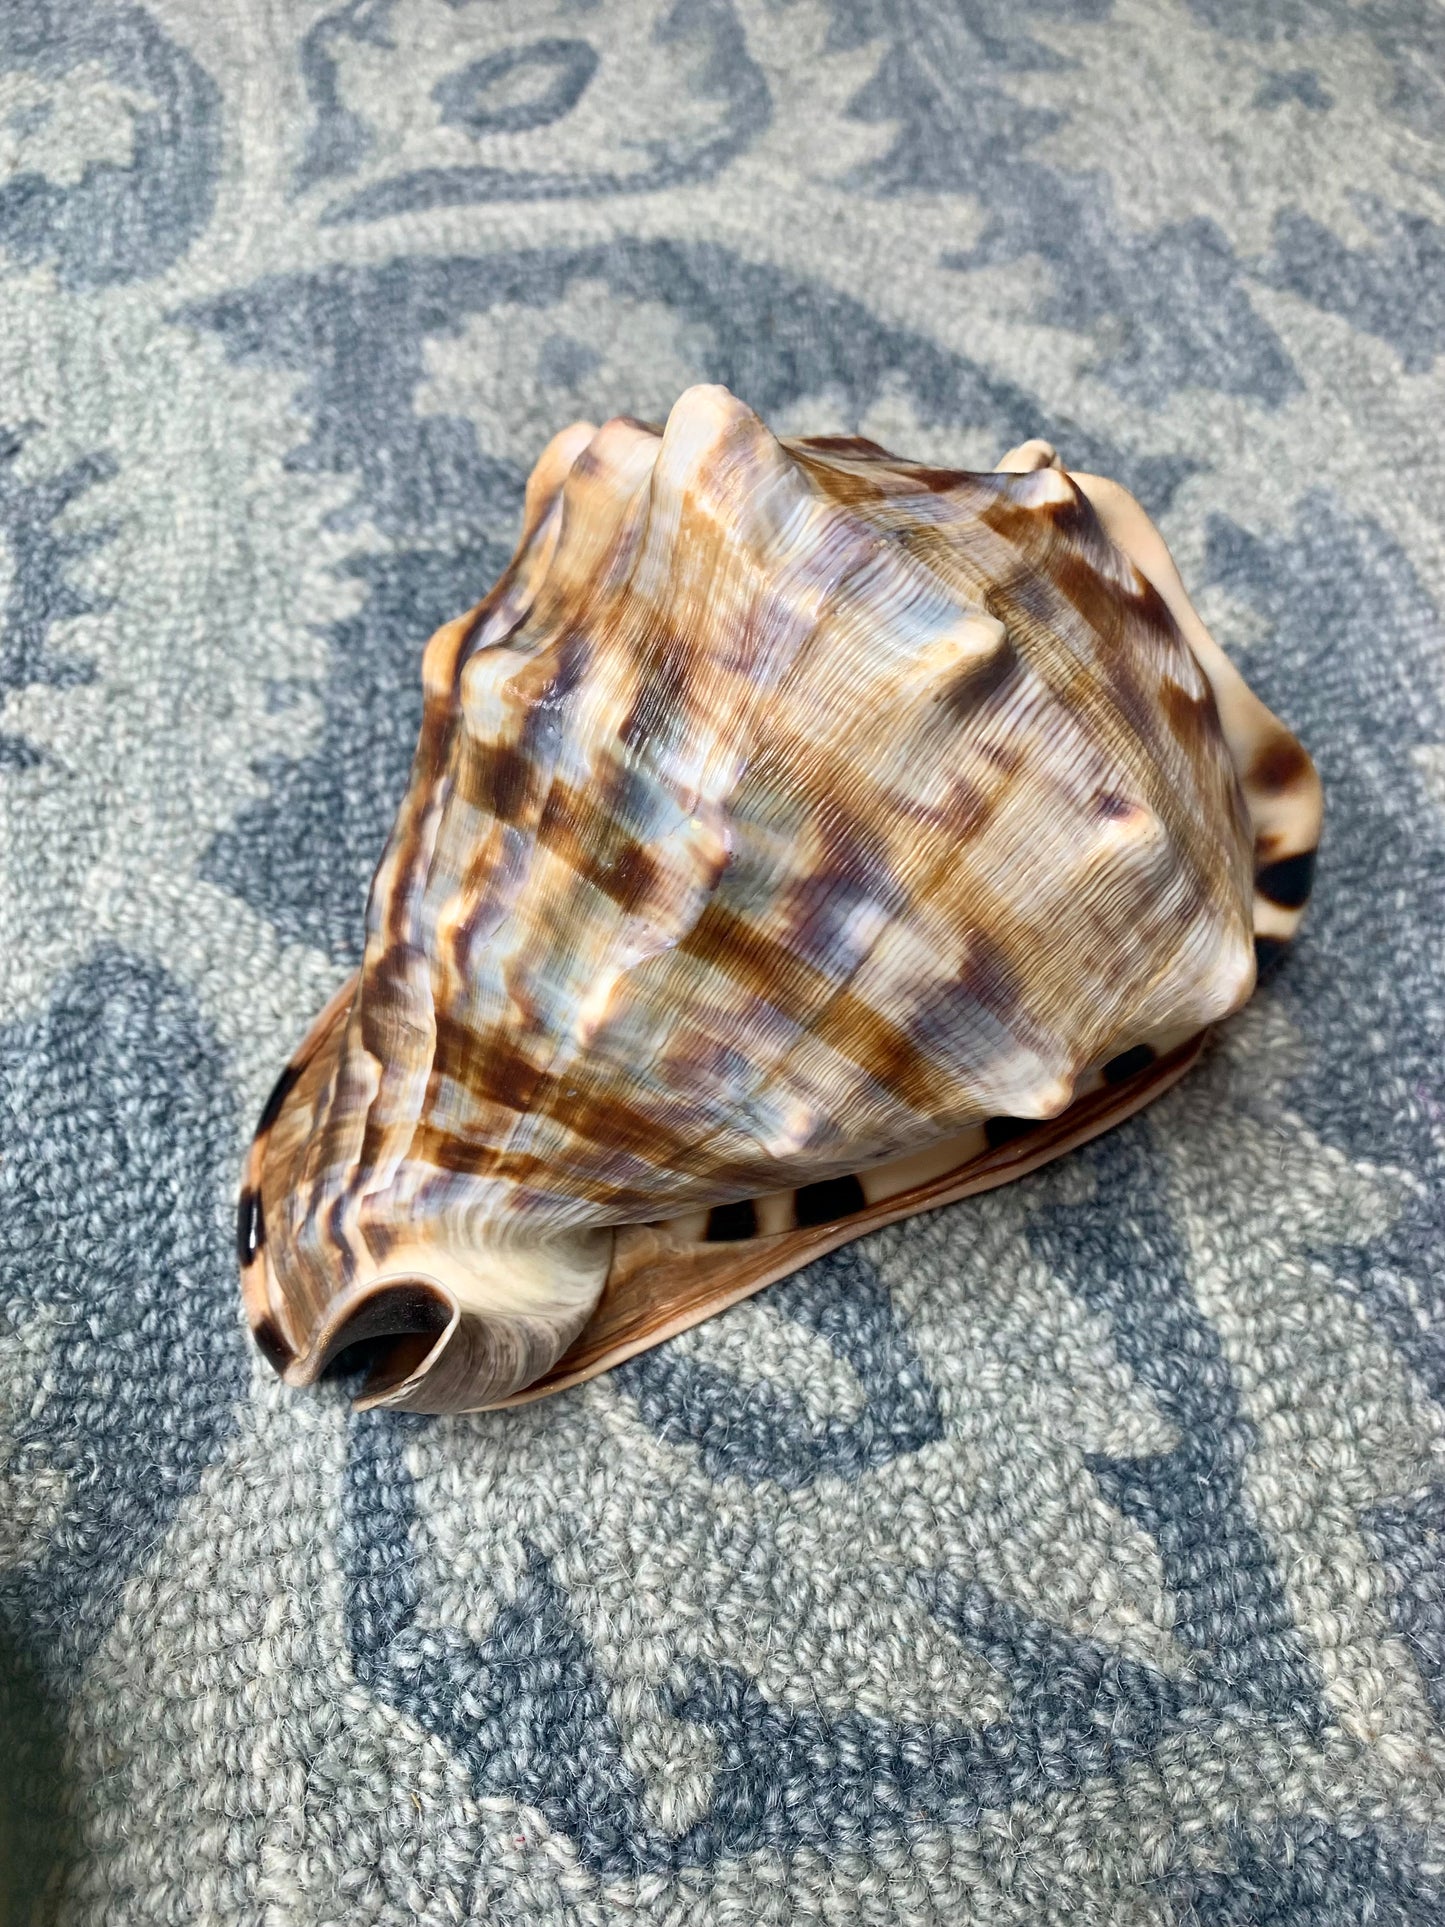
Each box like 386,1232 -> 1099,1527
243,385 -> 1318,1410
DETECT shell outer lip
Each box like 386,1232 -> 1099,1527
239,977 -> 1206,1410
239,972 -> 360,1380
477,1027 -> 1208,1411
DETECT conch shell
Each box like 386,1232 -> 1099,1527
238,387 -> 1321,1413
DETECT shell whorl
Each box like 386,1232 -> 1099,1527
241,385 -> 1319,1411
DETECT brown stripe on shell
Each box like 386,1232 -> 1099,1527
793,433 -> 897,460
680,901 -> 835,1023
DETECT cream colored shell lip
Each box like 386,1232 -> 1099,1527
238,389 -> 1322,1415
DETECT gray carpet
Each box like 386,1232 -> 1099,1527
2,3 -> 1443,1921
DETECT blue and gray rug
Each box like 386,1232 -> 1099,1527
1,3 -> 1443,1921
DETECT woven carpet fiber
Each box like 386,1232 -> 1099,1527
2,3 -> 1444,1922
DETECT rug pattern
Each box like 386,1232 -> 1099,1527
1,3 -> 1443,1921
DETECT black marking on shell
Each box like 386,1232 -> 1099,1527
1250,732 -> 1312,795
237,1185 -> 264,1269
706,1198 -> 760,1243
257,1061 -> 302,1136
1255,849 -> 1317,910
1103,1044 -> 1157,1085
984,1115 -> 1040,1150
795,1174 -> 868,1228
251,1315 -> 293,1375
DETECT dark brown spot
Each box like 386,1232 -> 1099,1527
794,1173 -> 868,1227
1048,547 -> 1125,640
237,1186 -> 264,1270
534,780 -> 685,916
984,1114 -> 1039,1149
251,1316 -> 294,1375
601,840 -> 662,914
462,740 -> 532,820
899,465 -> 972,493
1250,732 -> 1312,795
978,736 -> 1025,777
682,904 -> 831,1020
791,456 -> 891,507
977,492 -> 1051,555
1130,573 -> 1179,638
620,645 -> 691,754
535,777 -> 590,856
257,1061 -> 301,1136
706,1198 -> 760,1242
1037,485 -> 1096,543
434,1013 -> 543,1115
1256,848 -> 1317,911
360,944 -> 422,1057
958,927 -> 1024,1020
1103,1043 -> 1156,1085
939,776 -> 992,840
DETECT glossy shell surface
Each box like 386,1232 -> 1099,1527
240,386 -> 1322,1412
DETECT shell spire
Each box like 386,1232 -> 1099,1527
239,386 -> 1322,1412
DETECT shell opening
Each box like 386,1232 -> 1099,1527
313,1277 -> 456,1394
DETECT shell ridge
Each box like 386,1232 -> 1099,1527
983,482 -> 1256,1008
409,419 -> 671,1210
436,397 -> 927,1199
413,398 -> 794,1217
296,425 -> 626,1275
497,435 -> 1221,1197
433,443 -> 1248,1210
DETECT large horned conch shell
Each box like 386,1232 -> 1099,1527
238,387 -> 1321,1413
